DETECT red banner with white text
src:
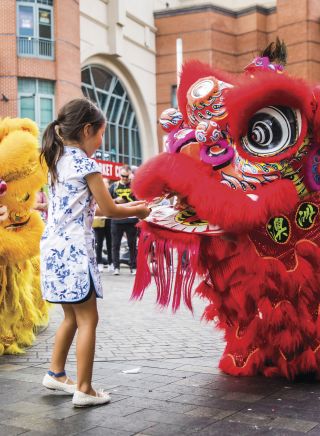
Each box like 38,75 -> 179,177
94,159 -> 123,180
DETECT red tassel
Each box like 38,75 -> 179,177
131,222 -> 201,312
131,228 -> 153,301
297,349 -> 317,373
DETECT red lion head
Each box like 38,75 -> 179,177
132,41 -> 320,380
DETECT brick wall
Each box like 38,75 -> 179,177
0,0 -> 18,116
55,0 -> 82,110
0,0 -> 81,120
155,0 -> 320,149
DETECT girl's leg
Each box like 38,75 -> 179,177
49,303 -> 77,384
72,291 -> 98,395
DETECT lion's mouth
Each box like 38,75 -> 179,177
5,217 -> 30,231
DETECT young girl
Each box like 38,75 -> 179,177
40,98 -> 150,407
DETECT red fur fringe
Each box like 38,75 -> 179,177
197,236 -> 320,379
132,152 -> 299,233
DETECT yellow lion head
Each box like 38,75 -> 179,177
0,118 -> 47,264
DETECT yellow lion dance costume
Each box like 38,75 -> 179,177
0,118 -> 49,355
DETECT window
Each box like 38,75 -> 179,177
171,85 -> 177,108
81,65 -> 142,166
18,78 -> 55,134
17,0 -> 54,59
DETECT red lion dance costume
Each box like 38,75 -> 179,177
132,40 -> 320,380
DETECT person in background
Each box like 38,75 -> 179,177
109,167 -> 138,276
35,187 -> 48,222
102,178 -> 113,272
92,214 -> 107,272
122,164 -> 131,172
130,165 -> 138,181
93,178 -> 113,272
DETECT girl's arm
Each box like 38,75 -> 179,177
86,173 -> 150,219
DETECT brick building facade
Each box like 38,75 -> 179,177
0,0 -> 157,166
1,0 -> 319,154
155,0 -> 320,148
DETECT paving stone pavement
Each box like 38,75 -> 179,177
1,268 -> 320,435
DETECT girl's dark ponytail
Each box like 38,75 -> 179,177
40,120 -> 64,185
40,98 -> 105,186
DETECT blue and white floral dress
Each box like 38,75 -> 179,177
40,146 -> 103,303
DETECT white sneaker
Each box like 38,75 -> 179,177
130,269 -> 136,276
113,268 -> 120,275
42,373 -> 76,395
98,264 -> 104,272
107,264 -> 114,272
72,389 -> 111,407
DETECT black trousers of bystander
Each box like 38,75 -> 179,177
111,221 -> 137,270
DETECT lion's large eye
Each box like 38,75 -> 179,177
241,106 -> 301,157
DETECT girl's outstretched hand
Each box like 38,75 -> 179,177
122,200 -> 146,208
87,173 -> 151,220
125,201 -> 151,219
136,204 -> 151,219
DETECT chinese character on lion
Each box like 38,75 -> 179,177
0,118 -> 49,355
132,39 -> 320,379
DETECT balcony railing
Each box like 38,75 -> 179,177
17,36 -> 54,60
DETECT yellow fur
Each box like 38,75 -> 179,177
0,118 -> 49,355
